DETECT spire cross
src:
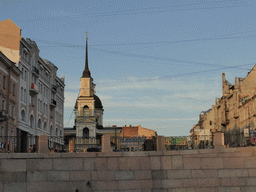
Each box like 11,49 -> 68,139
85,31 -> 88,40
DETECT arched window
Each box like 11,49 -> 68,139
83,127 -> 89,138
30,115 -> 34,128
209,121 -> 212,126
44,122 -> 47,130
83,105 -> 89,116
50,126 -> 53,136
21,110 -> 26,121
38,119 -> 41,129
55,128 -> 58,136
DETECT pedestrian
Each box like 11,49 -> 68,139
57,147 -> 60,153
83,147 -> 87,152
28,145 -> 32,153
50,148 -> 55,153
31,144 -> 36,153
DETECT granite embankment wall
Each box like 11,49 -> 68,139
1,147 -> 256,191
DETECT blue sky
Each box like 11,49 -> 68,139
1,0 -> 256,136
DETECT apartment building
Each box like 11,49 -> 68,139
191,66 -> 256,147
0,19 -> 65,152
0,52 -> 21,151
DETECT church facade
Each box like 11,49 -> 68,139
64,35 -> 104,150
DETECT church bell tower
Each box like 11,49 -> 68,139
73,32 -> 104,146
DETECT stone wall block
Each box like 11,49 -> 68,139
246,177 -> 256,186
95,158 -> 107,171
135,170 -> 152,180
91,170 -> 107,180
118,157 -> 129,170
47,171 -> 69,181
4,182 -> 26,192
106,171 -> 115,180
218,187 -> 241,192
183,158 -> 200,169
161,156 -> 172,169
27,181 -> 56,192
55,181 -> 83,192
201,158 -> 223,169
27,159 -> 52,171
69,171 -> 90,181
167,170 -> 191,179
150,156 -> 161,170
107,157 -> 118,170
140,180 -> 153,189
223,157 -> 245,169
153,180 -> 162,189
172,156 -> 183,169
53,158 -> 83,170
198,178 -> 220,187
84,158 -> 95,170
162,179 -> 183,188
218,169 -> 248,178
248,169 -> 256,177
115,171 -> 134,180
27,171 -> 47,182
1,159 -> 26,172
140,156 -> 151,170
152,170 -> 167,180
245,157 -> 256,168
93,181 -> 118,191
183,178 -> 199,188
0,172 -> 26,183
220,177 -> 247,187
118,180 -> 140,190
129,157 -> 141,170
191,170 -> 218,178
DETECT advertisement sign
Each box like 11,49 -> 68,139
69,139 -> 74,153
244,128 -> 249,137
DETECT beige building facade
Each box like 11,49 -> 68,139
0,19 -> 65,152
191,66 -> 256,147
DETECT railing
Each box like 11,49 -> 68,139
167,135 -> 213,150
0,135 -> 38,153
110,136 -> 156,152
32,66 -> 39,76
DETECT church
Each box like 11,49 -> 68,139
64,34 -> 104,150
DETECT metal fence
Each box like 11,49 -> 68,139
110,136 -> 156,152
0,135 -> 38,153
165,135 -> 213,150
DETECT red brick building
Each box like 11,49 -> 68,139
0,51 -> 21,151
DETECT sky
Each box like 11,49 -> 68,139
1,0 -> 256,136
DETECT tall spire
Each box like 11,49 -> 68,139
82,31 -> 91,78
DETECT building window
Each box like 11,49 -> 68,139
24,70 -> 27,81
21,68 -> 23,79
12,105 -> 14,118
38,119 -> 41,129
209,121 -> 212,126
21,87 -> 23,101
2,99 -> 5,110
24,89 -> 27,103
3,76 -> 6,89
21,110 -> 26,121
13,84 -> 15,96
9,81 -> 11,93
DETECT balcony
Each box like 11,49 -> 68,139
50,99 -> 57,109
51,85 -> 57,93
32,66 -> 39,77
0,110 -> 8,122
30,83 -> 39,95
